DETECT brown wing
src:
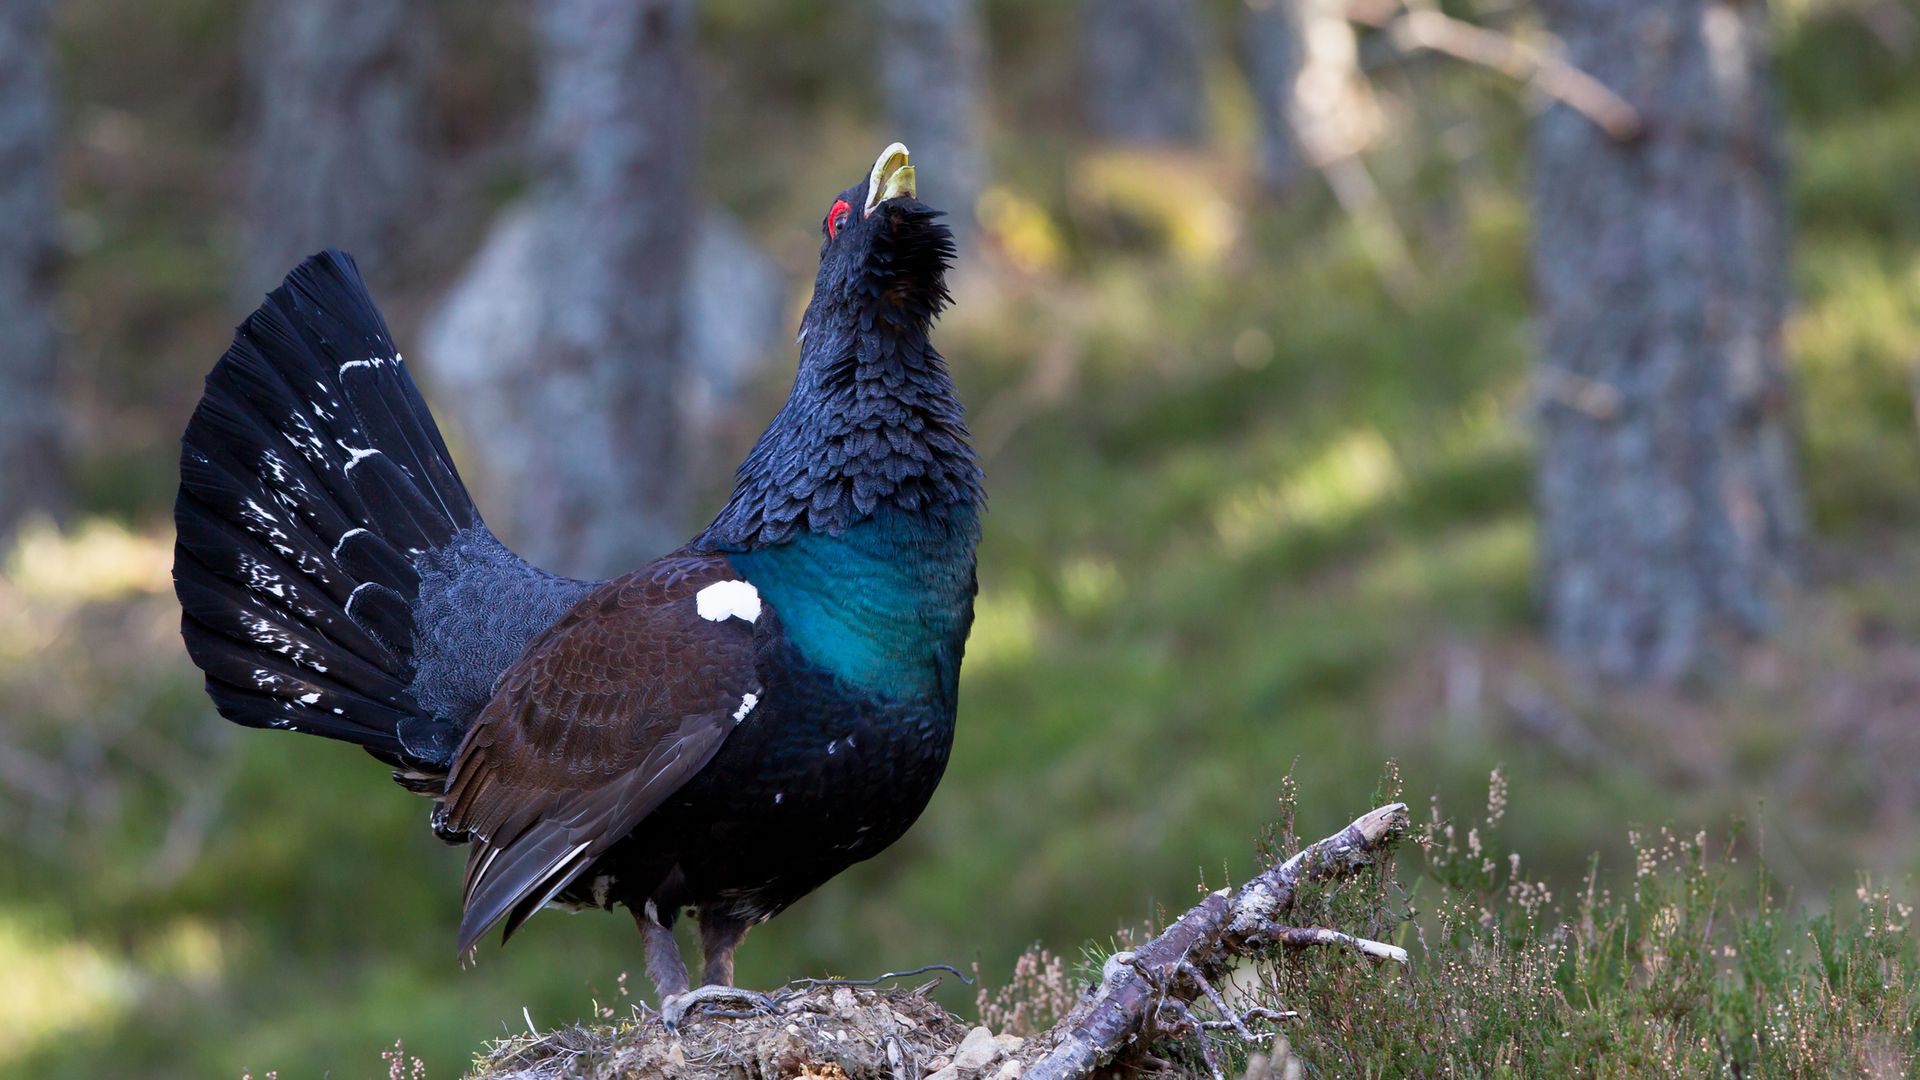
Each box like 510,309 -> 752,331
442,553 -> 764,953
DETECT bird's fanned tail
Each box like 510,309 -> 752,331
173,249 -> 584,778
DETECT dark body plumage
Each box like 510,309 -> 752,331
173,146 -> 981,989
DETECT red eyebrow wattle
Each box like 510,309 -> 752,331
827,199 -> 850,240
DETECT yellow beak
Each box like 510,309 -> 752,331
863,142 -> 917,216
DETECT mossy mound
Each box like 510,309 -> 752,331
469,983 -> 1036,1080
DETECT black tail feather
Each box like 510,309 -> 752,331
174,250 -> 480,764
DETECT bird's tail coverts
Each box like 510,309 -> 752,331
174,249 -> 479,766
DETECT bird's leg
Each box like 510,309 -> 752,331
698,911 -> 751,987
637,907 -> 690,1002
655,910 -> 778,1030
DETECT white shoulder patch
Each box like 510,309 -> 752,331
695,579 -> 761,624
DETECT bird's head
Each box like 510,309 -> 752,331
800,142 -> 955,341
696,142 -> 980,550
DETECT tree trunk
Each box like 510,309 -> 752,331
1079,0 -> 1208,146
1532,0 -> 1802,682
0,0 -> 64,541
1241,0 -> 1308,196
880,0 -> 988,237
241,0 -> 430,297
424,0 -> 696,578
1241,0 -> 1381,201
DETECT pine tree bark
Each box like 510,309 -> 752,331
0,0 -> 64,541
1079,0 -> 1208,146
1242,0 -> 1308,196
241,0 -> 430,297
880,0 -> 987,236
1241,0 -> 1379,199
1532,0 -> 1802,682
425,0 -> 696,578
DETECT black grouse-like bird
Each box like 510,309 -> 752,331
172,144 -> 980,1019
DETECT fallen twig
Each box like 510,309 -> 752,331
1018,802 -> 1411,1080
1275,926 -> 1409,964
779,963 -> 973,996
1349,1 -> 1642,141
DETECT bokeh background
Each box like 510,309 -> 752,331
2,0 -> 1918,1075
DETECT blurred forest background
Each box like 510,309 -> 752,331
1,0 -> 1918,1075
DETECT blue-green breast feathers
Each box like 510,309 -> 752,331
728,504 -> 979,701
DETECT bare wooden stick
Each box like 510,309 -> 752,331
1348,3 -> 1643,141
1019,802 -> 1411,1080
1276,926 -> 1409,964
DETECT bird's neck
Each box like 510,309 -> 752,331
696,318 -> 983,550
695,318 -> 982,701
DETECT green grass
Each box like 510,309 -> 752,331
977,772 -> 1919,1077
1215,774 -> 1920,1078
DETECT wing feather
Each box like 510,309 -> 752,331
442,554 -> 764,953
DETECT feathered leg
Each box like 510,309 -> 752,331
698,911 -> 751,987
638,908 -> 689,1000
655,909 -> 774,1029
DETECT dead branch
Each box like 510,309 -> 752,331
1275,926 -> 1408,963
1348,2 -> 1643,141
1017,802 -> 1411,1080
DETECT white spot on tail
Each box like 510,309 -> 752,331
332,527 -> 368,557
287,413 -> 328,462
732,692 -> 759,723
297,692 -> 320,705
344,581 -> 378,617
336,441 -> 381,472
240,615 -> 328,672
338,354 -> 395,376
695,580 -> 761,624
236,553 -> 288,598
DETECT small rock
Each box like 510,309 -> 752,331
993,1060 -> 1025,1080
951,1027 -> 1004,1071
832,987 -> 857,1011
926,1055 -> 952,1072
993,1034 -> 1025,1054
926,1068 -> 961,1080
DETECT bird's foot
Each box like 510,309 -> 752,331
658,985 -> 782,1031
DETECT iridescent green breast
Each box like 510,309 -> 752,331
726,504 -> 978,702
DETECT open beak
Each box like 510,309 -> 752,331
863,142 -> 916,217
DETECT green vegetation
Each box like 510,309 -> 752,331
467,774 -> 1920,1078
1125,773 -> 1919,1077
3,3 -> 1917,1077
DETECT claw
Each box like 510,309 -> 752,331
659,984 -> 782,1031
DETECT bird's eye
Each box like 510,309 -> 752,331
826,199 -> 851,241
